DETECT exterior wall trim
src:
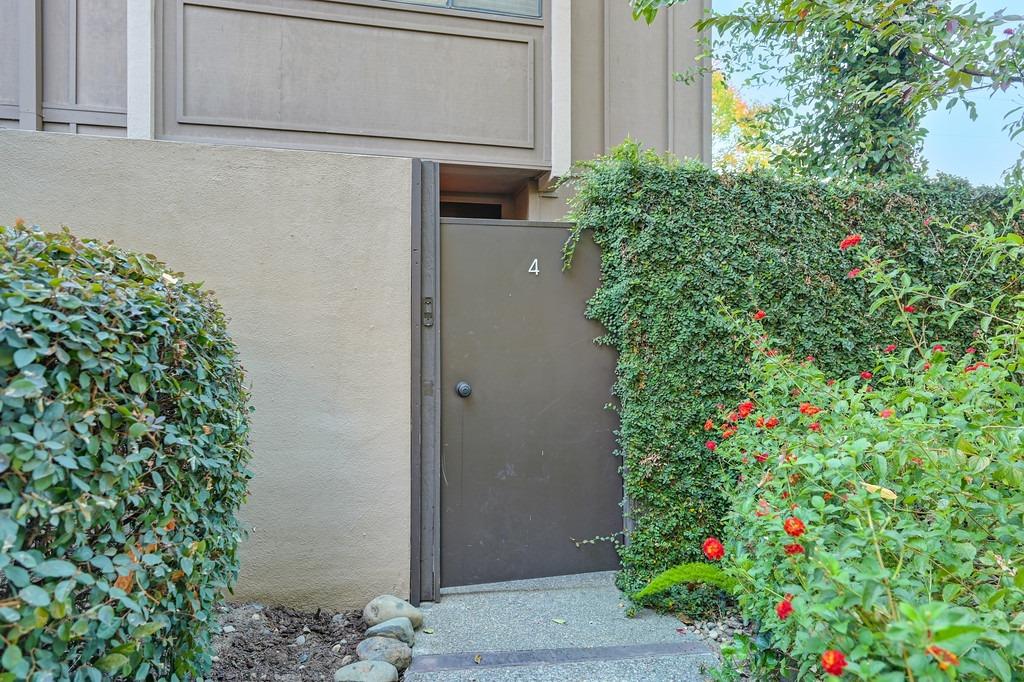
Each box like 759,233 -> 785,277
128,0 -> 156,138
549,0 -> 570,177
18,0 -> 42,130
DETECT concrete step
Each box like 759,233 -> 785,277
406,571 -> 719,682
405,641 -> 717,681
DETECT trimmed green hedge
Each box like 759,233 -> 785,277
0,225 -> 252,680
565,142 -> 1014,615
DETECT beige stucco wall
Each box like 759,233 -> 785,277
0,130 -> 413,609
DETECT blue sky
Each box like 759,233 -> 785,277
713,0 -> 1023,185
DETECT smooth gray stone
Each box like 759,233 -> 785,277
356,636 -> 413,671
363,594 -> 423,628
333,659 -> 399,682
365,616 -> 415,645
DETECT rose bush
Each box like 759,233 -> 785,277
709,225 -> 1024,679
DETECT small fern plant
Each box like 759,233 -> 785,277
633,562 -> 739,600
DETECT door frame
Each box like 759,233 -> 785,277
410,160 -> 610,603
411,159 -> 441,605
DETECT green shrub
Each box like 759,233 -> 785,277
710,225 -> 1024,679
0,224 -> 252,680
564,141 -> 1016,615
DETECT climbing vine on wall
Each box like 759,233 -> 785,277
564,142 -> 1016,614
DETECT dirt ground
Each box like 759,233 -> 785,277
210,603 -> 369,681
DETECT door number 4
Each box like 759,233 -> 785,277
528,258 -> 540,275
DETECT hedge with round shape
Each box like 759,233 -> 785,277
564,142 -> 1017,615
0,224 -> 251,680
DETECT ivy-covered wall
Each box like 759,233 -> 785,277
565,142 -> 1014,612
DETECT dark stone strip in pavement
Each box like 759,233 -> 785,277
407,641 -> 714,673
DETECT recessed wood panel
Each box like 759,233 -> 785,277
0,2 -> 17,105
178,1 -> 535,148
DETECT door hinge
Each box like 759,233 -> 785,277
422,297 -> 434,327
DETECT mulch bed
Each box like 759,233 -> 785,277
210,603 -> 368,681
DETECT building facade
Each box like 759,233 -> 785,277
1,0 -> 710,607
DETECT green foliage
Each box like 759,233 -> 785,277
0,225 -> 252,680
712,226 -> 1024,679
632,0 -> 1024,178
564,141 -> 1015,617
634,562 -> 738,599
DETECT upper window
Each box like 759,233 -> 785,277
392,0 -> 542,19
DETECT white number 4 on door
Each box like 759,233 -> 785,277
528,258 -> 540,275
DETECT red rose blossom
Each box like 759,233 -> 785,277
704,419 -> 714,431
783,517 -> 806,537
799,403 -> 820,416
784,543 -> 805,555
737,401 -> 755,418
765,416 -> 779,429
884,344 -> 897,353
809,422 -> 821,432
755,453 -> 769,463
965,347 -> 976,354
860,371 -> 873,380
753,309 -> 767,320
965,362 -> 990,373
846,268 -> 861,279
821,650 -> 848,676
702,537 -> 725,560
932,344 -> 944,352
838,234 -> 862,250
775,594 -> 794,620
705,440 -> 717,451
903,304 -> 916,313
879,408 -> 893,418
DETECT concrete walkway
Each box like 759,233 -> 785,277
405,572 -> 718,682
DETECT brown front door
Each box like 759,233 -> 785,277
439,218 -> 622,587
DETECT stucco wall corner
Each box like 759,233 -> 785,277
0,130 -> 414,609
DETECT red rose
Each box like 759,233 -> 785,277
965,347 -> 976,354
923,362 -> 931,370
783,517 -> 806,537
765,416 -> 779,429
879,408 -> 893,418
932,344 -> 944,352
838,234 -> 862,250
775,594 -> 794,620
721,427 -> 736,439
965,362 -> 990,373
753,309 -> 767,320
702,537 -> 725,561
737,401 -> 755,418
704,418 -> 715,431
846,268 -> 861,279
903,304 -> 916,313
808,422 -> 821,432
705,440 -> 717,451
805,355 -> 815,363
784,543 -> 804,555
799,402 -> 821,416
821,650 -> 848,676
755,453 -> 768,463
884,344 -> 897,353
860,371 -> 873,380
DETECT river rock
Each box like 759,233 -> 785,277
333,660 -> 398,682
362,595 -> 423,628
364,616 -> 415,645
356,636 -> 412,670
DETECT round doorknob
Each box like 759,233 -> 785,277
455,381 -> 472,398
